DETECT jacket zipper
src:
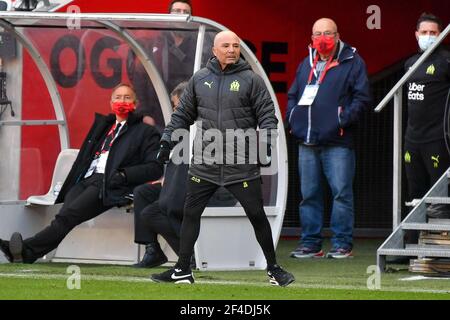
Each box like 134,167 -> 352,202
217,75 -> 224,185
306,105 -> 312,143
306,57 -> 317,145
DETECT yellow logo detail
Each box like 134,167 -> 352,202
230,80 -> 240,92
404,151 -> 411,163
432,155 -> 439,168
191,176 -> 201,183
426,64 -> 435,75
243,181 -> 248,188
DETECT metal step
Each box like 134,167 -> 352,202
377,170 -> 450,271
428,218 -> 450,225
406,244 -> 450,250
378,247 -> 450,258
424,197 -> 450,204
402,222 -> 450,231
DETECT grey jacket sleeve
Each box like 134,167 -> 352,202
251,74 -> 278,144
161,78 -> 198,147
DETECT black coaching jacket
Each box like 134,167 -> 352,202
405,47 -> 450,144
55,112 -> 163,207
161,57 -> 278,186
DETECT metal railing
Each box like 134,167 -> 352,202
374,23 -> 450,229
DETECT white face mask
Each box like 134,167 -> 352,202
418,35 -> 437,51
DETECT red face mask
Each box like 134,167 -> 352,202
111,101 -> 135,118
312,35 -> 336,56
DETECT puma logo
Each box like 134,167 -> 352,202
432,155 -> 440,168
204,81 -> 213,89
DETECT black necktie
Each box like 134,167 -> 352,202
101,123 -> 121,154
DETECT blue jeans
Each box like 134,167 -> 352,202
298,145 -> 355,250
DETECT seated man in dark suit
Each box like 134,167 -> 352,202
0,83 -> 163,264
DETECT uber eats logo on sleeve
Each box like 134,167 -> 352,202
408,82 -> 425,101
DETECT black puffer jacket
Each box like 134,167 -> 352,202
56,112 -> 163,207
161,57 -> 278,186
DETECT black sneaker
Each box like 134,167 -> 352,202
0,239 -> 13,262
267,264 -> 295,287
290,246 -> 324,259
326,247 -> 353,259
150,267 -> 195,284
9,232 -> 23,263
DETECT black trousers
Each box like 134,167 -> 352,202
133,183 -> 162,244
404,139 -> 450,200
23,174 -> 112,263
142,200 -> 181,254
177,175 -> 277,270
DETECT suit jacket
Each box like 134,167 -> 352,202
56,112 -> 163,207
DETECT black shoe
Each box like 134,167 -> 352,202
9,232 -> 23,263
150,266 -> 194,284
0,239 -> 13,262
133,243 -> 168,268
267,264 -> 295,287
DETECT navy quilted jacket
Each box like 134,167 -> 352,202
286,41 -> 370,148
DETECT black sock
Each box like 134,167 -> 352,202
177,255 -> 191,271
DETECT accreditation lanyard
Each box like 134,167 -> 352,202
298,54 -> 334,106
307,54 -> 333,85
95,123 -> 121,158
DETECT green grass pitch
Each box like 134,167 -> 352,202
0,239 -> 449,300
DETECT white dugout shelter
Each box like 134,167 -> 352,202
0,12 -> 288,270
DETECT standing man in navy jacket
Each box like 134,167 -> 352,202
287,18 -> 370,259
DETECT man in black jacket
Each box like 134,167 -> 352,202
150,30 -> 295,287
131,0 -> 197,128
0,83 -> 163,264
404,13 -> 450,219
132,81 -> 189,268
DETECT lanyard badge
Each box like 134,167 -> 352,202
297,84 -> 320,106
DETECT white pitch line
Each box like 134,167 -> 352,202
0,272 -> 449,295
200,279 -> 450,294
0,272 -> 153,283
400,275 -> 450,281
